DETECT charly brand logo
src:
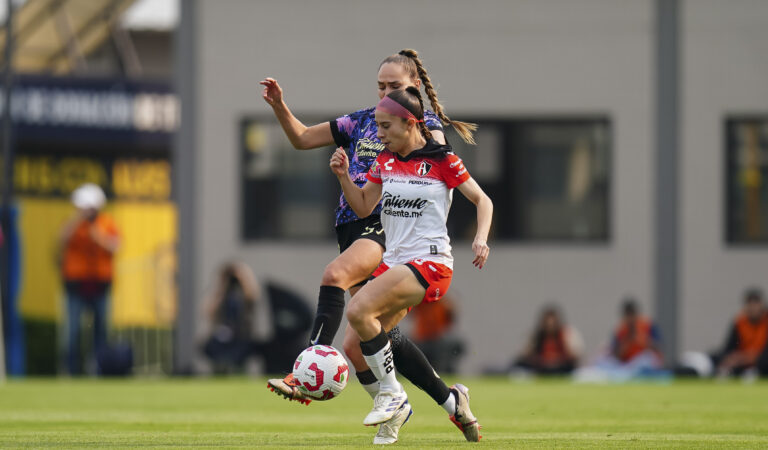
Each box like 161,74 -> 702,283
416,161 -> 432,176
450,157 -> 466,177
382,192 -> 428,210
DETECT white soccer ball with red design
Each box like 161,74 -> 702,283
292,345 -> 349,401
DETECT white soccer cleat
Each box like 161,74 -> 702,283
363,390 -> 409,426
449,383 -> 481,442
373,400 -> 413,445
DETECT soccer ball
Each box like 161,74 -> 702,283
292,345 -> 349,401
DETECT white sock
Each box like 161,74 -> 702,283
360,381 -> 379,399
361,339 -> 402,394
440,390 -> 457,415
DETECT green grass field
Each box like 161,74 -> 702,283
1,377 -> 768,448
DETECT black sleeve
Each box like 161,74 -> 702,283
329,119 -> 349,148
722,323 -> 739,355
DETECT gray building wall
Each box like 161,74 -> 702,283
192,0 -> 767,373
680,0 -> 768,355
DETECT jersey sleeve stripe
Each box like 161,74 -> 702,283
366,172 -> 382,184
329,120 -> 348,148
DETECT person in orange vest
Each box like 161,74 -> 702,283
58,183 -> 120,375
609,298 -> 663,368
410,291 -> 465,374
716,288 -> 768,378
513,305 -> 583,375
573,298 -> 666,382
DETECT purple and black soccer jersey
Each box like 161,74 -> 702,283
329,106 -> 443,227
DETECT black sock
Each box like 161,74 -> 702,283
355,368 -> 380,398
388,326 -> 451,404
309,286 -> 345,346
355,369 -> 378,385
359,328 -> 389,355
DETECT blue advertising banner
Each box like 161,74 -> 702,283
1,75 -> 177,146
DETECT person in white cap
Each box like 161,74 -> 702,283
58,183 -> 120,375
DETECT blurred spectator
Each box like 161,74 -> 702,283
609,298 -> 663,368
58,184 -> 120,375
202,261 -> 260,374
573,297 -> 667,383
256,280 -> 313,373
201,261 -> 313,374
511,305 -> 583,375
410,291 -> 465,374
715,288 -> 768,378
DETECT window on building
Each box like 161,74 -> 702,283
240,117 -> 338,240
726,117 -> 768,243
241,116 -> 611,243
447,118 -> 611,242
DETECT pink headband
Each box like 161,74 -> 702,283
376,96 -> 424,122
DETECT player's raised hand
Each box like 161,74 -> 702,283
329,147 -> 349,178
259,77 -> 283,107
472,237 -> 489,269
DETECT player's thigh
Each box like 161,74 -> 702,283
346,292 -> 407,334
326,238 -> 383,285
350,265 -> 424,320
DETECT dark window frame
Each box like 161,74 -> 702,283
724,115 -> 768,246
239,115 -> 338,242
445,116 -> 612,244
239,114 -> 613,244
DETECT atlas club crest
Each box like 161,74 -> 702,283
416,161 -> 432,176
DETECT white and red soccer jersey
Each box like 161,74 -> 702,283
366,143 -> 470,269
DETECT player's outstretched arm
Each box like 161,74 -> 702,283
457,177 -> 493,269
329,148 -> 381,217
259,77 -> 334,150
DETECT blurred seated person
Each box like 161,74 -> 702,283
608,298 -> 663,369
574,298 -> 666,382
201,261 -> 313,374
410,291 -> 464,374
715,288 -> 768,378
202,261 -> 259,374
511,305 -> 583,375
254,280 -> 313,374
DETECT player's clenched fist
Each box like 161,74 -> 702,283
329,147 -> 349,178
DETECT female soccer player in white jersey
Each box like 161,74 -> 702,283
330,87 -> 493,442
261,50 -> 478,444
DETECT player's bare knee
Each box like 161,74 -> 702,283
346,301 -> 365,329
321,261 -> 349,287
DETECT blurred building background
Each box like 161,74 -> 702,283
1,0 -> 767,375
0,0 -> 177,375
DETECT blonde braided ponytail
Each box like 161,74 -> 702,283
397,49 -> 477,145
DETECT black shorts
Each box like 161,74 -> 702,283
335,215 -> 386,254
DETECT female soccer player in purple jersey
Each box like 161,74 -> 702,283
261,50 -> 478,444
330,87 -> 492,442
